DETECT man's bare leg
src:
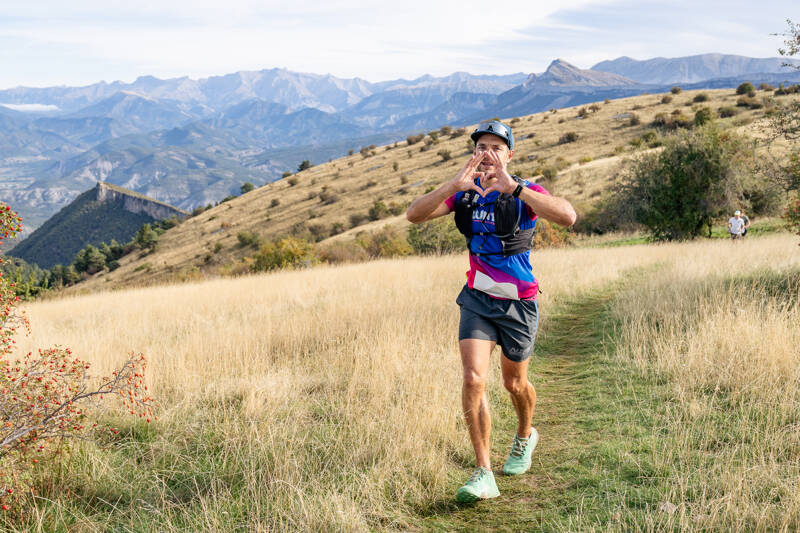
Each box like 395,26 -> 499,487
460,338 -> 495,468
500,354 -> 536,438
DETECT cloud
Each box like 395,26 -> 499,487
0,0 -> 616,87
0,0 -> 795,88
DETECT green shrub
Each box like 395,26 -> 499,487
661,95 -> 673,104
319,190 -> 339,205
694,106 -> 715,126
671,86 -> 682,94
287,177 -> 299,187
718,106 -> 738,118
759,83 -> 775,91
641,130 -> 658,144
307,223 -> 331,242
558,131 -> 579,144
406,134 -> 424,145
437,149 -> 452,162
281,171 -> 292,179
392,161 -> 399,171
240,182 -> 255,194
652,112 -> 692,130
736,82 -> 756,95
355,226 -> 412,258
237,230 -> 261,247
693,93 -> 709,103
297,160 -> 312,172
252,237 -> 316,272
368,200 -> 390,221
532,219 -> 572,248
628,113 -> 641,126
349,212 -> 368,228
407,216 -> 464,254
270,198 -> 280,207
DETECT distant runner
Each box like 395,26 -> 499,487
740,210 -> 751,238
729,210 -> 745,241
406,121 -> 577,502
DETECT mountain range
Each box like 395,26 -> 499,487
2,53 -> 800,245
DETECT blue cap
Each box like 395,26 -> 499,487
471,121 -> 514,150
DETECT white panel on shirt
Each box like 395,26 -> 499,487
473,270 -> 520,300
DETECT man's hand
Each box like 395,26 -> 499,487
479,149 -> 517,196
450,151 -> 487,196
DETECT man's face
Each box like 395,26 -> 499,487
474,133 -> 513,175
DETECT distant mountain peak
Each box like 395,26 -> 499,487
592,53 -> 800,84
523,59 -> 638,89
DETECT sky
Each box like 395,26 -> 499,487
0,1 -> 796,89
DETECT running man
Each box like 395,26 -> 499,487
406,121 -> 577,502
729,210 -> 745,241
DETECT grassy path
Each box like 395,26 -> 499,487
416,283 -> 669,532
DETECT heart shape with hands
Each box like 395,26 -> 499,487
453,150 -> 518,197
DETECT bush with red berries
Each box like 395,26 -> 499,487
0,202 -> 154,515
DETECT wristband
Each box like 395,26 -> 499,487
512,184 -> 524,198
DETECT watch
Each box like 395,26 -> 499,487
512,184 -> 524,198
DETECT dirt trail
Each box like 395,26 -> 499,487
417,286 -> 635,532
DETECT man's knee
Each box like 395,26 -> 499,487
462,370 -> 485,393
503,375 -> 528,396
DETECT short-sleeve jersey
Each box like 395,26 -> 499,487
729,217 -> 745,234
445,181 -> 550,300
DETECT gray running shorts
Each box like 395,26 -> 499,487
456,285 -> 539,362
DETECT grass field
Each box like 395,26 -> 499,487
5,232 -> 800,531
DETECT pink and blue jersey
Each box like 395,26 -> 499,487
445,181 -> 550,301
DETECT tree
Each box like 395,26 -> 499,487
240,182 -> 255,194
616,124 -> 754,240
135,223 -> 159,250
83,245 -> 107,274
297,160 -> 312,172
771,19 -> 800,237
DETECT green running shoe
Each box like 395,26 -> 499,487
455,467 -> 500,503
503,427 -> 539,475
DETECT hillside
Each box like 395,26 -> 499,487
4,55 -> 800,239
9,181 -> 189,269
62,86 -> 799,293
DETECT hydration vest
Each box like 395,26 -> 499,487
453,176 -> 536,257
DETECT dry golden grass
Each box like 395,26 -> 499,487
612,235 -> 800,531
15,241 -> 677,530
13,231 -> 800,530
71,89 -> 800,293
